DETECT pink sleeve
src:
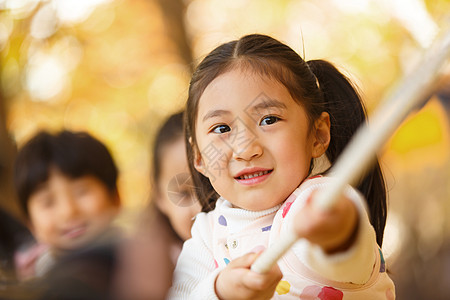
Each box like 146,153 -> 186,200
14,242 -> 49,280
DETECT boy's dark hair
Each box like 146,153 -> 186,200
184,34 -> 387,246
14,130 -> 118,218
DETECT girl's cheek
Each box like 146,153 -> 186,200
199,137 -> 226,156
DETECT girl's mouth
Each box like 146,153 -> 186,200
235,169 -> 273,185
62,225 -> 87,239
236,170 -> 271,180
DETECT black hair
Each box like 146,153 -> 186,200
307,60 -> 387,245
151,111 -> 185,188
13,130 -> 118,218
184,34 -> 387,246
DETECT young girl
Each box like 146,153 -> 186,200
151,111 -> 202,245
170,34 -> 395,299
112,112 -> 201,300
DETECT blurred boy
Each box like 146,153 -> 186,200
13,130 -> 121,277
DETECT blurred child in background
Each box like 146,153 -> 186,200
13,130 -> 122,278
112,111 -> 201,300
151,111 -> 202,248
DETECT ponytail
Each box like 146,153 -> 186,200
308,60 -> 387,246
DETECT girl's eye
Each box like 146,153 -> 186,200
73,185 -> 90,197
211,124 -> 231,134
37,195 -> 54,209
72,180 -> 91,197
260,116 -> 280,126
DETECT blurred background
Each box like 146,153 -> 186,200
0,0 -> 449,298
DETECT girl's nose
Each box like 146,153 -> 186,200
59,196 -> 79,220
232,135 -> 263,161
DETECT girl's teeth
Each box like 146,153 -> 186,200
240,170 -> 269,179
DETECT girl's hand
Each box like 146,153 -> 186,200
215,252 -> 282,300
294,191 -> 359,254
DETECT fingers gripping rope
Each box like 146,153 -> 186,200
251,29 -> 450,274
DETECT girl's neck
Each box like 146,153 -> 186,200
219,198 -> 282,234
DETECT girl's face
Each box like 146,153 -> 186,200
194,68 -> 330,211
28,168 -> 120,252
156,138 -> 201,241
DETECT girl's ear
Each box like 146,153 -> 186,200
193,147 -> 208,177
312,112 -> 331,158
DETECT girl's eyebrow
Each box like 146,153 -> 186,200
201,99 -> 286,122
33,181 -> 49,194
202,109 -> 230,122
250,98 -> 287,112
